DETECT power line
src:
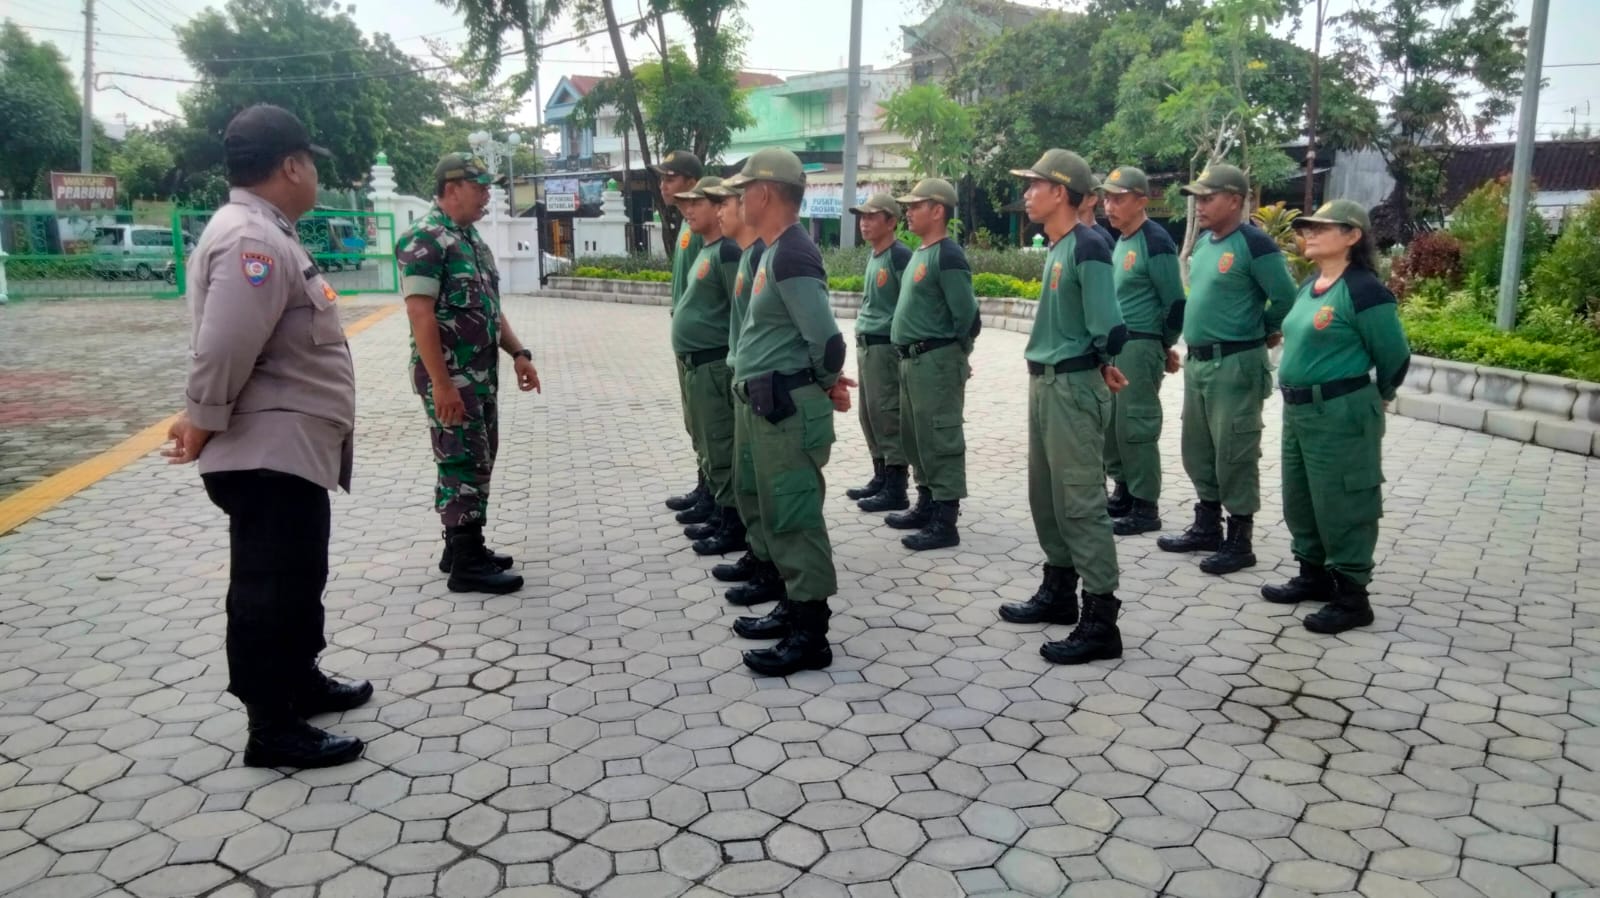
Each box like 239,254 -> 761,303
1545,62 -> 1600,69
102,82 -> 182,118
16,23 -> 179,41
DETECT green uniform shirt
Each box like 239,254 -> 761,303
670,236 -> 742,354
1279,268 -> 1411,400
1024,223 -> 1123,365
889,238 -> 981,346
731,224 -> 842,387
670,227 -> 705,314
728,238 -> 766,363
1184,223 -> 1298,345
395,205 -> 501,389
856,241 -> 913,337
1113,219 -> 1187,346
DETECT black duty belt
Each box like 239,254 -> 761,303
734,369 -> 815,398
857,333 -> 893,347
1279,375 -> 1372,405
679,346 -> 729,368
1027,355 -> 1100,376
1126,331 -> 1164,342
1187,338 -> 1265,361
895,337 -> 959,359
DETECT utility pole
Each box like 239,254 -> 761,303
80,0 -> 95,173
839,0 -> 863,249
1303,0 -> 1327,213
1496,0 -> 1549,332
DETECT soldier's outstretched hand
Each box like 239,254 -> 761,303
829,376 -> 857,413
515,356 -> 542,393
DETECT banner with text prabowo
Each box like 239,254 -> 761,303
51,173 -> 119,212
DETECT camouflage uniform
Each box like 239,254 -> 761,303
396,205 -> 503,528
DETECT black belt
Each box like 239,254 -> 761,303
857,333 -> 893,346
1027,355 -> 1100,376
1187,338 -> 1265,361
679,346 -> 729,368
735,368 -> 815,397
1127,331 -> 1164,342
895,337 -> 958,359
1279,375 -> 1372,405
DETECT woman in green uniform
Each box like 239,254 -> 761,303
1264,199 -> 1409,634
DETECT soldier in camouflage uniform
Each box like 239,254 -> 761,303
397,153 -> 543,594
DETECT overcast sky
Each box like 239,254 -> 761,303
7,0 -> 1596,148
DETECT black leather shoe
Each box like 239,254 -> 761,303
1106,481 -> 1132,519
902,500 -> 960,551
1262,560 -> 1336,604
846,458 -> 886,500
743,601 -> 832,676
683,516 -> 720,540
665,476 -> 707,512
694,507 -> 748,556
243,708 -> 364,769
1304,572 -> 1375,634
1157,501 -> 1223,553
885,486 -> 933,530
1199,515 -> 1257,574
726,564 -> 785,606
294,674 -> 374,716
1112,498 -> 1161,536
734,599 -> 791,640
675,489 -> 717,525
439,529 -> 513,573
713,552 -> 761,583
858,465 -> 910,513
446,525 -> 524,594
999,565 -> 1079,624
1040,592 -> 1123,666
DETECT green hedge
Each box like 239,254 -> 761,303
573,266 -> 671,282
571,253 -> 1045,299
1399,280 -> 1600,381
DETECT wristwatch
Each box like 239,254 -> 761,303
512,349 -> 533,362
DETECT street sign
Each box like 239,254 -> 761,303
547,194 -> 578,213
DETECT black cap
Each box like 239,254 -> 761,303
223,105 -> 330,172
652,150 -> 704,180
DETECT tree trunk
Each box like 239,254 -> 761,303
597,0 -> 671,256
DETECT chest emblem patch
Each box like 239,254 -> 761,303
736,273 -> 745,295
1313,305 -> 1336,330
912,263 -> 927,283
875,268 -> 889,288
1217,251 -> 1235,274
753,270 -> 767,296
1124,251 -> 1137,271
1050,262 -> 1062,291
241,252 -> 273,287
679,230 -> 691,250
697,259 -> 711,280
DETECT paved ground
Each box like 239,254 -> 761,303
0,295 -> 1597,898
0,296 -> 393,499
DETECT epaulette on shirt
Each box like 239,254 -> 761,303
889,241 -> 913,274
937,238 -> 969,272
1240,223 -> 1282,258
1074,224 -> 1112,265
1344,268 -> 1398,313
772,227 -> 825,281
1142,220 -> 1178,256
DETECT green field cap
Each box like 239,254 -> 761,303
1181,163 -> 1250,197
1009,149 -> 1097,191
674,176 -> 726,200
724,147 -> 808,188
1292,198 -> 1372,232
652,150 -> 704,180
1101,166 -> 1151,196
895,178 -> 959,206
849,193 -> 902,217
434,152 -> 499,185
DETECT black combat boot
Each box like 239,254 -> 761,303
243,704 -> 364,769
847,458 -> 886,500
665,474 -> 706,512
1040,592 -> 1123,666
713,552 -> 761,583
439,528 -> 513,574
885,485 -> 933,530
1106,481 -> 1132,519
694,507 -> 748,556
675,486 -> 717,526
902,499 -> 960,551
726,561 -> 785,607
743,599 -> 832,676
998,565 -> 1079,625
1112,498 -> 1161,536
446,524 -> 525,594
733,598 -> 791,640
1304,572 -> 1375,634
1157,500 -> 1223,553
1199,514 -> 1256,574
1262,560 -> 1336,604
293,670 -> 374,716
857,465 -> 910,513
683,511 -> 721,541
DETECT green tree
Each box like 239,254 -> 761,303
108,127 -> 178,200
1334,0 -> 1527,235
0,21 -> 83,198
880,83 -> 973,181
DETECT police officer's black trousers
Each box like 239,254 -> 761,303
203,470 -> 330,709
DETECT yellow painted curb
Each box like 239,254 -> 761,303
0,303 -> 400,537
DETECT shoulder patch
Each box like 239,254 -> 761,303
1346,268 -> 1398,313
937,238 -> 970,273
771,233 -> 826,283
241,251 -> 273,286
1074,225 -> 1112,265
1241,223 -> 1282,259
719,239 -> 743,265
1142,220 -> 1179,256
890,241 -> 913,274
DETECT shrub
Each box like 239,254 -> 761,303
573,254 -> 672,274
971,272 -> 1040,298
1388,231 -> 1463,298
573,266 -> 671,282
829,275 -> 865,292
1447,176 -> 1549,286
1251,203 -> 1315,281
1529,191 -> 1600,322
1398,283 -> 1600,381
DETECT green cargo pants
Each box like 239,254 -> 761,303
900,343 -> 970,501
685,358 -> 736,506
856,338 -> 905,466
1103,339 -> 1167,503
676,357 -> 702,468
1180,344 -> 1273,516
732,399 -> 771,564
733,381 -> 837,603
1030,369 -> 1120,594
1281,385 -> 1385,585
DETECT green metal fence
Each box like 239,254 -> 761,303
0,207 -> 397,301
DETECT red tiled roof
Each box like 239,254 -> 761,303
565,75 -> 604,97
1443,140 -> 1600,208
